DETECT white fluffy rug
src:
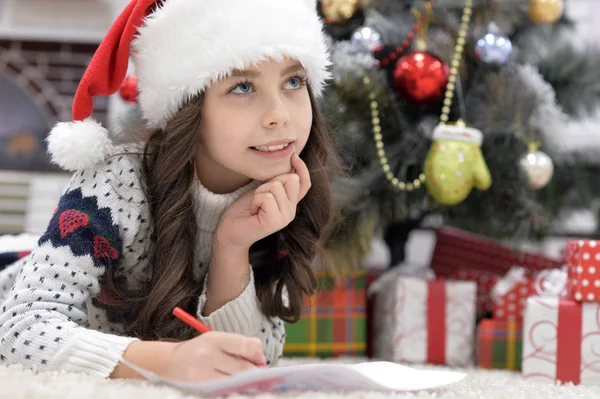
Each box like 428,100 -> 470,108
0,357 -> 598,398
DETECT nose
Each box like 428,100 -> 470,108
262,94 -> 290,129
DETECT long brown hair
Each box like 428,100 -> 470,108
101,87 -> 342,341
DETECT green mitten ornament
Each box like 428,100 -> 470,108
424,121 -> 492,205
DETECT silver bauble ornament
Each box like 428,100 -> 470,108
474,23 -> 512,66
519,145 -> 554,190
351,25 -> 382,53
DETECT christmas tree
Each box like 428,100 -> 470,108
319,0 -> 600,270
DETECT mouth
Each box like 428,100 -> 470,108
250,142 -> 292,152
249,141 -> 295,158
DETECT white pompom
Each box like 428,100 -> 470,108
46,118 -> 114,172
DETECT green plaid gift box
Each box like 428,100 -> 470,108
283,271 -> 367,357
477,318 -> 523,371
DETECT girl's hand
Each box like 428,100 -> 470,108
163,332 -> 266,382
215,153 -> 311,251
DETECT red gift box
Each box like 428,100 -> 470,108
492,279 -> 536,322
566,240 -> 600,302
431,227 -> 562,315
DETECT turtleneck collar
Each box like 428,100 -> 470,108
193,176 -> 261,234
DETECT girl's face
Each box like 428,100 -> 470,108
195,57 -> 313,194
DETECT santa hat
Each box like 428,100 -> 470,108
47,0 -> 331,171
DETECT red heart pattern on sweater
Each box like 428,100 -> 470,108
93,235 -> 120,260
58,209 -> 90,238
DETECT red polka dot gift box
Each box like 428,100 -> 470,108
567,240 -> 600,302
491,273 -> 536,322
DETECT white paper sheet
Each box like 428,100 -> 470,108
130,361 -> 467,395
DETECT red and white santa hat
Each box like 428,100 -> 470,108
47,0 -> 331,171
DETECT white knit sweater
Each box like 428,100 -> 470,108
0,145 -> 285,378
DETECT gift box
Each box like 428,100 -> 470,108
431,227 -> 562,315
451,267 -> 498,316
566,240 -> 600,302
493,279 -> 536,321
372,276 -> 477,366
522,296 -> 600,385
283,271 -> 368,357
477,319 -> 523,371
491,268 -> 537,322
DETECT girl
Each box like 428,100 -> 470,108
0,0 -> 340,383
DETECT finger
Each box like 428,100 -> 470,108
254,181 -> 274,195
291,153 -> 311,200
250,192 -> 273,216
256,193 -> 280,226
256,175 -> 300,204
271,173 -> 300,204
268,180 -> 289,214
222,336 -> 266,366
281,173 -> 300,204
250,193 -> 281,230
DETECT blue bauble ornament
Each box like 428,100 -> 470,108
474,24 -> 512,66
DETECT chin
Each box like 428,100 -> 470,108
251,165 -> 293,182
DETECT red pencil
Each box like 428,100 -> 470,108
173,306 -> 268,367
173,306 -> 212,334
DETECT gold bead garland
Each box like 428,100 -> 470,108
440,0 -> 473,124
364,75 -> 426,191
364,0 -> 474,191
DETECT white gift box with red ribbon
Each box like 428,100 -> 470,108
522,267 -> 600,385
371,272 -> 476,367
522,296 -> 600,385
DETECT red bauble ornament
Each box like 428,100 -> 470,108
119,75 -> 139,103
393,51 -> 449,104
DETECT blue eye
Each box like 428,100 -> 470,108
231,82 -> 254,94
284,76 -> 306,90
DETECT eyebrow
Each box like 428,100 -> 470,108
229,62 -> 305,79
